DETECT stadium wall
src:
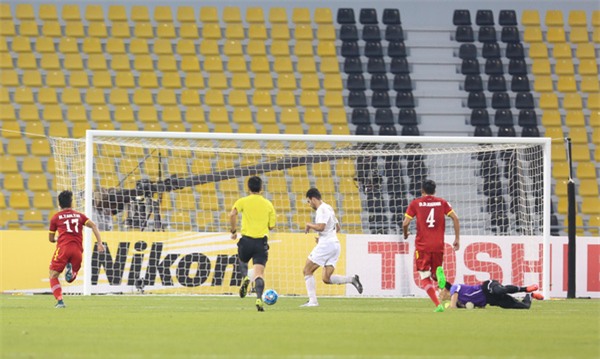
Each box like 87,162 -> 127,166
1,231 -> 598,298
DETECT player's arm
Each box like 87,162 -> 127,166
48,217 -> 57,243
402,215 -> 412,240
335,222 -> 341,233
48,232 -> 56,243
85,219 -> 105,252
305,222 -> 326,234
448,211 -> 460,251
229,207 -> 239,240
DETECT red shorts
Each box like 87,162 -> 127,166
414,250 -> 443,281
49,244 -> 82,273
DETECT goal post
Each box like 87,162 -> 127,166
48,131 -> 551,298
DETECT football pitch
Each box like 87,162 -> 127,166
1,295 -> 598,359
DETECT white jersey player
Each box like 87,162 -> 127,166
301,188 -> 363,307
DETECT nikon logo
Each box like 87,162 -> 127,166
91,241 -> 243,287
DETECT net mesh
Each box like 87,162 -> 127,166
49,134 -> 546,295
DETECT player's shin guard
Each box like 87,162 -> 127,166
50,277 -> 63,301
254,277 -> 265,299
421,278 -> 440,306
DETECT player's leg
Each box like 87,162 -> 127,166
66,247 -> 82,283
252,238 -> 269,312
49,247 -> 66,308
415,251 -> 443,311
236,237 -> 252,298
321,243 -> 363,293
494,294 -> 531,309
302,259 -> 320,306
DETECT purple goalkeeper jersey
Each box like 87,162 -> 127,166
450,283 -> 487,307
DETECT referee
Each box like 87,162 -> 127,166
229,176 -> 276,312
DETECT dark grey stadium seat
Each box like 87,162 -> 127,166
491,92 -> 511,109
511,75 -> 530,91
356,124 -> 374,135
497,125 -> 516,137
385,25 -> 404,41
337,8 -> 356,24
467,91 -> 487,108
364,41 -> 383,57
348,91 -> 368,108
518,109 -> 537,127
459,43 -> 477,59
341,41 -> 360,57
375,108 -> 395,125
455,26 -> 474,42
505,43 -> 524,59
344,57 -> 363,73
461,59 -> 480,74
379,125 -> 397,136
395,91 -> 414,108
360,8 -> 378,24
362,25 -> 381,41
401,125 -> 420,136
464,75 -> 483,92
515,92 -> 534,109
398,108 -> 417,125
390,57 -> 409,74
498,10 -> 517,26
478,26 -> 497,42
453,9 -> 471,25
474,125 -> 493,137
371,91 -> 391,108
367,57 -> 386,73
370,74 -> 389,90
388,41 -> 406,57
482,42 -> 501,58
382,8 -> 401,25
340,25 -> 359,41
485,58 -> 504,75
470,109 -> 490,126
508,59 -> 527,75
351,108 -> 371,125
488,75 -> 507,92
494,109 -> 514,126
393,74 -> 412,91
476,10 -> 494,25
501,26 -> 520,43
347,74 -> 366,91
521,126 -> 540,137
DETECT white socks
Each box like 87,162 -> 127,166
248,268 -> 255,281
330,275 -> 353,284
304,275 -> 317,303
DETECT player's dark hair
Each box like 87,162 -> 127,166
306,188 -> 322,200
445,282 -> 452,291
58,190 -> 73,209
422,179 -> 436,195
247,176 -> 262,193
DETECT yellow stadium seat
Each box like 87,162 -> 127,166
580,180 -> 599,198
205,90 -> 225,106
39,4 -> 58,21
582,197 -> 600,215
271,24 -> 290,40
280,107 -> 300,124
23,70 -> 44,87
555,59 -> 574,75
545,10 -> 564,27
579,59 -> 598,76
533,76 -> 553,92
528,43 -> 548,59
11,37 -> 31,53
16,4 -> 34,20
304,108 -> 323,124
62,4 -> 81,21
33,193 -> 55,210
300,91 -> 320,107
19,21 -> 38,37
30,139 -> 50,156
255,107 -> 275,125
521,10 -> 540,26
90,105 -> 110,123
269,8 -> 288,23
324,92 -> 344,107
563,93 -> 582,110
553,43 -> 572,59
41,53 -> 61,70
568,127 -> 588,144
114,106 -> 134,122
0,20 -> 15,36
162,106 -> 182,123
185,73 -> 205,89
19,104 -> 40,122
139,73 -> 158,88
317,42 -> 336,57
225,24 -> 244,40
200,40 -> 219,56
0,3 -> 11,19
250,57 -> 270,73
176,40 -> 196,55
177,23 -> 198,39
567,10 -> 587,27
17,53 -> 37,70
1,122 -> 21,138
133,89 -> 153,106
68,71 -> 88,88
157,89 -> 177,106
227,56 -> 247,73
248,24 -> 267,40
24,122 -> 45,136
111,22 -> 130,38
28,174 -> 49,192
254,73 -> 273,90
0,88 -> 8,103
328,108 -> 348,125
0,70 -> 18,87
208,73 -> 228,89
181,56 -> 200,72
10,191 -> 30,210
581,76 -> 600,93
115,72 -> 135,89
551,144 -> 567,161
101,39 -> 122,55
59,37 -> 79,53
207,107 -> 229,124
129,39 -> 148,55
300,74 -> 319,90
295,41 -> 313,57
153,5 -> 173,23
547,27 -> 566,43
92,71 -> 113,88
551,161 -> 569,180
65,22 -> 85,38
0,156 -> 18,173
270,40 -> 290,56
228,90 -> 249,106
242,8 -> 265,24
108,5 -> 127,22
22,156 -> 43,174
317,25 -> 336,41
247,41 -> 266,56
48,122 -> 69,137
557,76 -> 577,92
523,27 -> 543,43
251,91 -> 272,107
314,8 -> 333,24
85,4 -> 104,22
202,24 -> 222,40
5,174 -> 25,191
276,91 -> 296,107
130,5 -> 149,22
179,90 -> 199,106
273,57 -> 294,73
138,106 -> 159,123
223,40 -> 243,56
277,73 -> 297,90
588,94 -> 600,110
569,27 -> 589,43
62,88 -> 84,105
134,23 -> 154,38
232,107 -> 252,124
154,39 -> 174,55
157,23 -> 176,39
292,8 -> 311,24
186,107 -> 206,125
294,24 -> 313,41
157,56 -> 177,72
200,7 -> 218,23
64,53 -> 84,70
221,6 -> 241,23
565,110 -> 585,127
593,27 -> 600,43
67,105 -> 87,123
176,6 -> 195,23
297,58 -> 317,73
577,162 -> 597,180
14,87 -> 34,104
572,144 -> 590,161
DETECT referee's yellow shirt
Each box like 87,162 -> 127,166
232,194 -> 276,238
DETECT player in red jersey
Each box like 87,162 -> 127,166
48,190 -> 105,308
402,180 -> 460,312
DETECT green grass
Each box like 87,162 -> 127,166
1,295 -> 598,359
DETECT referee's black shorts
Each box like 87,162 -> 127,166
237,235 -> 269,266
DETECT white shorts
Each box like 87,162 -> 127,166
308,241 -> 341,267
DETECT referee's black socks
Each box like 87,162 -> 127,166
255,277 -> 265,300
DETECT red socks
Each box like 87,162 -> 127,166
50,278 -> 63,301
421,277 -> 440,306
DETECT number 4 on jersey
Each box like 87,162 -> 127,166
426,208 -> 435,228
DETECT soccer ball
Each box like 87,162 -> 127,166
262,289 -> 278,305
465,302 -> 475,310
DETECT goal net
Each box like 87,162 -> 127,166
49,132 -> 551,298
